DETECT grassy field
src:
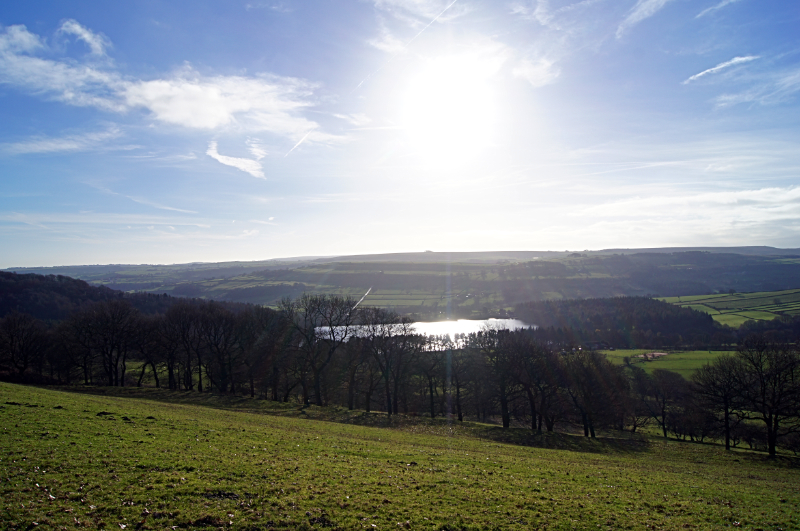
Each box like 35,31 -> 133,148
2,383 -> 800,530
600,350 -> 733,379
660,288 -> 800,327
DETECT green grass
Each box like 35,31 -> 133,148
601,350 -> 732,378
660,288 -> 800,326
2,383 -> 800,530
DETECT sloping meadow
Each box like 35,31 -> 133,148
1,383 -> 798,530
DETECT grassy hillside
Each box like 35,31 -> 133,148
601,349 -> 733,379
661,288 -> 800,327
2,383 -> 799,530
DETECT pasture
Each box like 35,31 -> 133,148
661,288 -> 800,327
600,350 -> 733,378
2,383 -> 799,530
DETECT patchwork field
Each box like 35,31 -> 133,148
2,383 -> 799,530
661,288 -> 800,327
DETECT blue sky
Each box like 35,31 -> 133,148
1,0 -> 799,267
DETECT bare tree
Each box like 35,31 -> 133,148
470,329 -> 520,429
281,294 -> 359,406
131,314 -> 162,388
0,312 -> 47,376
692,354 -> 745,450
165,301 -> 204,391
634,367 -> 688,438
736,335 -> 800,456
360,307 -> 418,416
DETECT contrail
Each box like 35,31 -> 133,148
353,287 -> 372,309
353,0 -> 460,92
284,131 -> 312,157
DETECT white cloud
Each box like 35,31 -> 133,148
0,24 -> 44,53
616,0 -> 675,39
57,19 -> 111,56
684,55 -> 759,84
0,24 -> 338,149
513,57 -> 560,88
206,141 -> 265,179
0,25 -> 123,111
1,127 -> 122,155
696,0 -> 742,18
122,70 -> 323,135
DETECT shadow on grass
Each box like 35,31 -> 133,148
51,385 -> 652,455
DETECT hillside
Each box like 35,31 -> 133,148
2,383 -> 798,530
11,249 -> 800,319
0,271 -> 181,321
517,297 -> 721,348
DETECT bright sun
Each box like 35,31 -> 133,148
400,53 -> 500,166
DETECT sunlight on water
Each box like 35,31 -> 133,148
410,319 -> 532,339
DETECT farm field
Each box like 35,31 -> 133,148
600,350 -> 732,378
660,288 -> 800,327
2,383 -> 800,530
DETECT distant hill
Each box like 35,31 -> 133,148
0,272 -> 177,321
5,248 -> 800,320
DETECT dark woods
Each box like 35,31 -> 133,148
1,292 -> 799,456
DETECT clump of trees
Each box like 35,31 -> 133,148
1,293 -> 799,455
516,297 -> 728,349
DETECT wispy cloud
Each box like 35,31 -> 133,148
246,138 -> 268,160
0,24 -> 338,148
333,113 -> 371,126
616,0 -> 675,39
716,67 -> 800,107
512,57 -> 560,88
696,0 -> 743,18
125,196 -> 198,214
56,19 -> 111,56
206,141 -> 265,178
372,0 -> 466,26
245,2 -> 292,12
684,55 -> 760,84
1,127 -> 122,155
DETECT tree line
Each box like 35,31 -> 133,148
1,293 -> 798,455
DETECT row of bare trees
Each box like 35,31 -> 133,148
2,294 -> 799,454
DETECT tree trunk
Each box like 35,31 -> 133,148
428,377 -> 436,419
137,363 -> 148,387
196,355 -> 203,392
313,369 -> 324,406
456,384 -> 463,422
385,376 -> 392,417
723,407 -> 730,451
526,388 -> 537,432
347,371 -> 356,410
500,393 -> 510,429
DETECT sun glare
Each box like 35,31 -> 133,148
400,53 -> 500,167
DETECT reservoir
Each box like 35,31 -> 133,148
409,318 -> 532,339
321,318 -> 533,341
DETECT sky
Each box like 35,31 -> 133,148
1,0 -> 799,267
